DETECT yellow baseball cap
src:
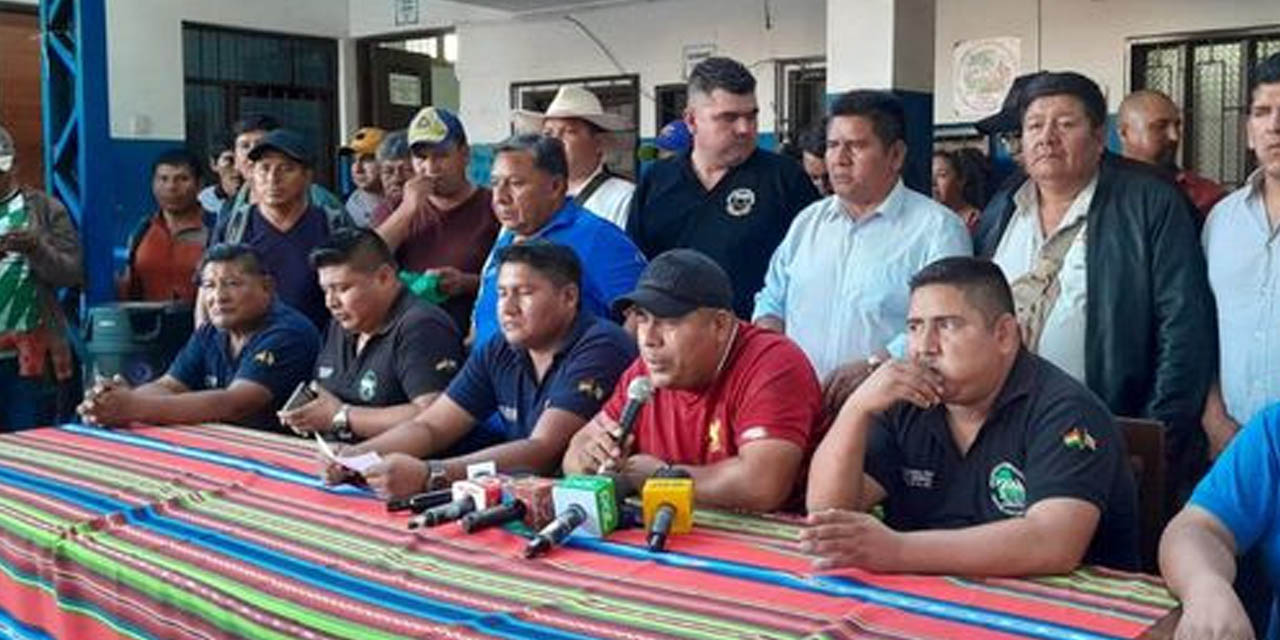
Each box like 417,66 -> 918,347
339,127 -> 386,157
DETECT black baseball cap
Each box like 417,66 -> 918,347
612,249 -> 734,318
975,72 -> 1047,135
247,128 -> 315,168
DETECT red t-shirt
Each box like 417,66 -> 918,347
128,213 -> 208,302
603,322 -> 823,466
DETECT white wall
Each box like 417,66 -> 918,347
105,0 -> 350,140
934,0 -> 1280,124
450,0 -> 826,144
348,0 -> 506,38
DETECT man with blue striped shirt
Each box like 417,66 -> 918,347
754,91 -> 971,407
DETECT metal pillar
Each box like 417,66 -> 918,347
40,0 -> 112,305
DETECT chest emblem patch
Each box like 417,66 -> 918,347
725,187 -> 756,217
317,366 -> 334,379
989,461 -> 1027,516
358,370 -> 378,402
435,358 -> 459,373
707,418 -> 725,454
576,378 -> 605,402
902,468 -> 935,489
253,350 -> 275,367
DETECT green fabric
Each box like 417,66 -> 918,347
0,193 -> 39,332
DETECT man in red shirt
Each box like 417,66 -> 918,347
563,248 -> 822,512
1119,89 -> 1226,219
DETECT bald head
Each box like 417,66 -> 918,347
1118,90 -> 1182,168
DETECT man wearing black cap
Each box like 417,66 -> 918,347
563,249 -> 823,512
975,71 -> 1215,508
212,129 -> 352,329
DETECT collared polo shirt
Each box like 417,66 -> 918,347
471,198 -> 645,346
314,289 -> 463,407
991,175 -> 1098,381
1203,169 -> 1280,424
626,148 -> 821,317
753,181 -> 972,379
1191,403 -> 1280,640
167,301 -> 321,432
445,312 -> 637,454
866,349 -> 1140,570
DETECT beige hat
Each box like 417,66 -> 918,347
512,85 -> 627,133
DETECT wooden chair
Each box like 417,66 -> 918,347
1115,416 -> 1167,573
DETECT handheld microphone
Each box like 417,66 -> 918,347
510,476 -> 556,529
598,376 -> 653,474
524,504 -> 587,558
460,500 -> 527,533
386,489 -> 453,513
409,495 -> 475,528
642,469 -> 693,552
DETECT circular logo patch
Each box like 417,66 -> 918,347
988,461 -> 1027,516
725,187 -> 756,217
358,370 -> 378,402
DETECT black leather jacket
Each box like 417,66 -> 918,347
975,154 -> 1216,472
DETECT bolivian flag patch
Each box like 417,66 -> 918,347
1063,427 -> 1097,452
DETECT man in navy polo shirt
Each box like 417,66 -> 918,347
329,242 -> 637,499
626,56 -> 820,318
78,244 -> 320,432
211,128 -> 351,330
805,257 -> 1139,574
471,133 -> 645,346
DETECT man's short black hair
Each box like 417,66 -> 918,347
197,243 -> 271,280
207,136 -> 233,159
909,257 -> 1014,324
1250,52 -> 1280,96
496,240 -> 582,292
1019,71 -> 1107,129
309,227 -> 397,273
495,134 -> 568,180
232,114 -> 280,137
797,124 -> 827,157
151,148 -> 203,180
829,90 -> 906,148
688,56 -> 756,99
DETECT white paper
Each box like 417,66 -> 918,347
314,433 -> 383,473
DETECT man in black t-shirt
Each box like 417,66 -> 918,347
805,257 -> 1139,574
626,56 -> 819,318
278,228 -> 463,441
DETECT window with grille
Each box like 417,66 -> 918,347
182,23 -> 339,188
1132,31 -> 1280,188
774,57 -> 827,151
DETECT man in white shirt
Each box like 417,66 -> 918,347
513,85 -> 634,229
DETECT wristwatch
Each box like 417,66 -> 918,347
331,404 -> 354,442
424,459 -> 450,491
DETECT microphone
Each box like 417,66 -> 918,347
523,474 -> 631,558
460,500 -> 527,533
510,476 -> 557,529
642,468 -> 693,552
409,495 -> 474,528
386,489 -> 453,513
598,376 -> 653,473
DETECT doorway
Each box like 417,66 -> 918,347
357,31 -> 458,131
0,4 -> 42,190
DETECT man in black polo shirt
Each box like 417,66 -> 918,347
278,228 -> 463,441
324,242 -> 637,499
804,257 -> 1139,574
626,56 -> 820,318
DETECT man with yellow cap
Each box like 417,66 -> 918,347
338,127 -> 386,227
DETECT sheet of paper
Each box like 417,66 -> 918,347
314,433 -> 382,473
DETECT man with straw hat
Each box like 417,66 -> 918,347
514,85 -> 635,229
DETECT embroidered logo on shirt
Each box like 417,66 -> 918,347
204,375 -> 219,389
253,350 -> 275,367
902,468 -> 935,489
576,378 -> 605,402
435,358 -> 459,373
725,187 -> 756,217
317,366 -> 334,379
358,370 -> 378,402
740,426 -> 768,442
498,405 -> 518,423
988,461 -> 1027,516
1062,426 -> 1097,452
707,418 -> 725,454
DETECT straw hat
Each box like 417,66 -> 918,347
512,85 -> 627,132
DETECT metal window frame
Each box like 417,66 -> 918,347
773,56 -> 827,150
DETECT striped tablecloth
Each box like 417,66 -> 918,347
0,424 -> 1179,639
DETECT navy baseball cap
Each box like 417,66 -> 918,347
247,129 -> 315,168
613,249 -> 733,318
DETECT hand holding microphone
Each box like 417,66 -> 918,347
595,376 -> 653,474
